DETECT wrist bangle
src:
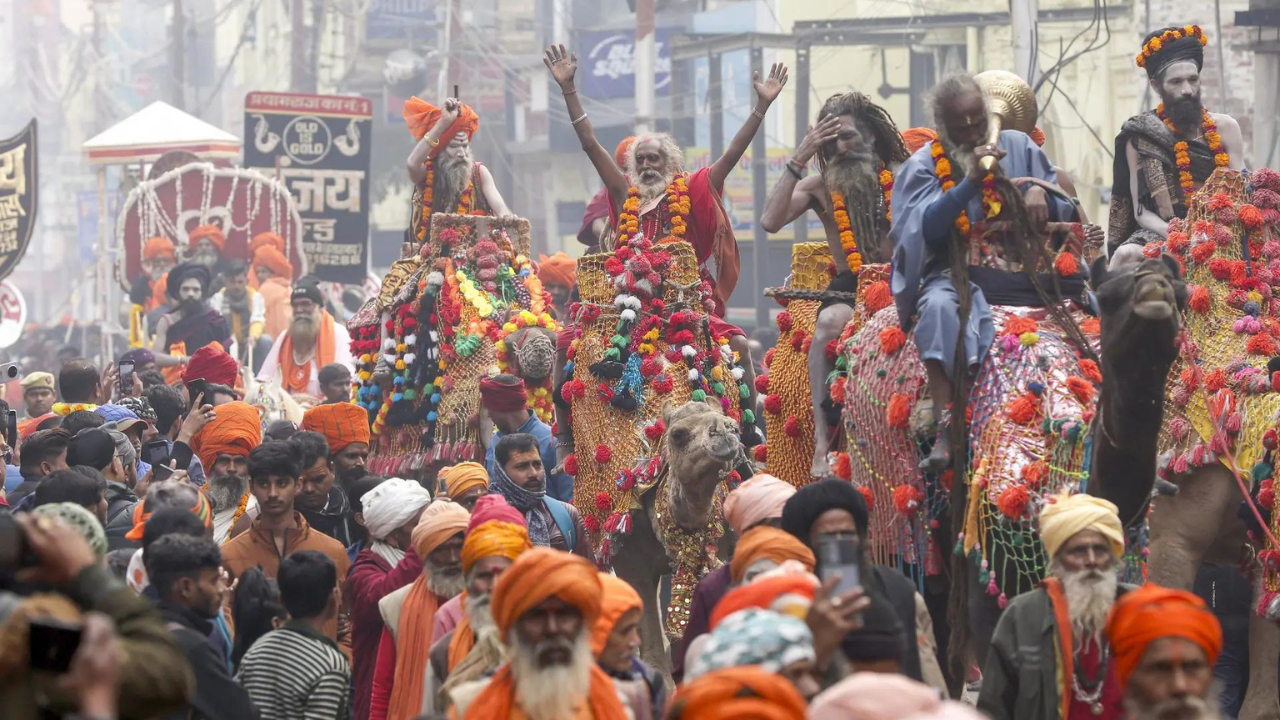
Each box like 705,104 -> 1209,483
571,112 -> 588,126
752,108 -> 766,120
562,88 -> 577,96
425,136 -> 439,148
786,159 -> 806,180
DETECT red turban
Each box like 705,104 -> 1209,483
190,401 -> 262,473
1106,583 -> 1223,687
143,236 -> 176,261
182,346 -> 240,388
491,547 -> 602,641
1029,126 -> 1047,147
710,574 -> 819,630
249,232 -> 285,256
615,136 -> 636,168
252,245 -> 293,279
537,252 -> 577,289
479,376 -> 528,413
301,402 -> 371,454
403,97 -> 480,155
466,493 -> 524,531
901,127 -> 939,154
592,574 -> 642,656
188,224 -> 226,252
666,666 -> 807,720
729,526 -> 816,584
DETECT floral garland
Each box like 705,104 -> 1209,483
1135,25 -> 1207,68
829,164 -> 896,274
51,402 -> 97,416
879,164 -> 895,223
930,142 -> 1004,237
415,159 -> 478,242
223,492 -> 251,544
1157,105 -> 1229,198
615,176 -> 690,250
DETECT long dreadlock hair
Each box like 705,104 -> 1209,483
815,92 -> 910,171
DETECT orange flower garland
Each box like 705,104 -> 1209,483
615,176 -> 691,249
1136,25 -> 1208,68
1157,105 -> 1228,198
829,191 -> 862,273
416,159 -> 479,240
930,142 -> 1004,235
879,164 -> 895,223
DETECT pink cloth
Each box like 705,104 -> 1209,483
722,473 -> 796,536
809,673 -> 941,720
432,593 -> 465,645
467,493 -> 526,531
345,548 -> 424,720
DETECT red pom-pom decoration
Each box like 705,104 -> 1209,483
653,374 -> 674,394
595,492 -> 612,512
764,394 -> 783,414
997,484 -> 1031,519
1065,376 -> 1095,405
863,281 -> 892,314
879,327 -> 907,355
892,484 -> 924,515
1054,251 -> 1078,276
594,445 -> 612,464
755,375 -> 770,393
887,393 -> 911,429
1078,358 -> 1103,384
753,444 -> 769,462
857,485 -> 875,510
1190,241 -> 1216,263
1006,392 -> 1040,425
644,419 -> 666,441
833,452 -> 852,480
583,514 -> 601,533
776,311 -> 793,333
784,416 -> 801,438
564,454 -> 578,476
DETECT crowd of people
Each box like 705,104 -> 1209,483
0,21 -> 1260,720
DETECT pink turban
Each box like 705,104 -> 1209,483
809,673 -> 942,720
722,474 -> 796,536
467,494 -> 527,532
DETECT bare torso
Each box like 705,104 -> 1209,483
804,178 -> 891,269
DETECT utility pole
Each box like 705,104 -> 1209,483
1010,0 -> 1039,87
291,0 -> 317,93
438,0 -> 461,100
634,0 -> 655,133
171,0 -> 186,109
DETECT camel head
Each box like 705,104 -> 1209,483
1091,253 -> 1186,370
663,399 -> 742,531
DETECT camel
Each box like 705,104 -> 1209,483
609,399 -> 749,676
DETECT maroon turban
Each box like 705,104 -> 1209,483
479,376 -> 528,413
182,346 -> 240,387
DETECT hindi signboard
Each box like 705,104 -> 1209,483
576,28 -> 673,99
244,92 -> 372,284
0,120 -> 36,283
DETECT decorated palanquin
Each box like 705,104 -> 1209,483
839,226 -> 1102,598
1146,168 -> 1280,619
348,213 -> 558,476
754,242 -> 838,487
561,237 -> 750,640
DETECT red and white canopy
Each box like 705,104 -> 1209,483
82,101 -> 241,165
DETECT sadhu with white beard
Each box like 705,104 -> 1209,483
458,547 -> 629,720
977,492 -> 1128,720
404,95 -> 512,244
760,92 -> 910,477
257,283 -> 354,397
890,73 -> 1080,471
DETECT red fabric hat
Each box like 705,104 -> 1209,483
479,376 -> 528,413
467,493 -> 527,532
181,346 -> 240,388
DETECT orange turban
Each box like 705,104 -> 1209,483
1029,125 -> 1047,147
249,232 -> 285,256
491,547 -> 602,642
537,252 -> 577,289
252,245 -> 293,279
188,224 -> 226,252
442,461 -> 489,499
710,573 -> 819,630
901,127 -> 939,154
411,499 -> 470,559
301,402 -> 371,454
143,236 -> 176,261
1105,583 -> 1223,687
403,96 -> 480,153
615,136 -> 636,168
592,574 -> 642,656
190,401 -> 262,474
124,488 -> 212,542
666,666 -> 807,720
461,518 -> 531,575
729,526 -> 816,584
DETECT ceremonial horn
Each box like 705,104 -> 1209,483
974,70 -> 1038,173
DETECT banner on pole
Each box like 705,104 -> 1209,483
0,120 -> 37,283
243,93 -> 372,284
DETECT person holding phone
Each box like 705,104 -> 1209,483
781,478 -> 947,692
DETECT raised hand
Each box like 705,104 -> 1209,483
754,62 -> 789,105
544,44 -> 579,89
440,97 -> 461,126
795,116 -> 843,164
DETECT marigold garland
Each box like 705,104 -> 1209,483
930,142 -> 1002,235
1157,105 -> 1228,199
829,164 -> 894,274
415,159 -> 480,241
1136,25 -> 1208,68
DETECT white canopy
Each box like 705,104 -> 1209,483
82,101 -> 241,165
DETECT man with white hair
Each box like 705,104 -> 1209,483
345,477 -> 434,720
456,547 -> 629,720
978,492 -> 1129,720
544,44 -> 788,402
891,73 -> 1079,470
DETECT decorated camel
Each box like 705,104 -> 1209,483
1142,168 -> 1280,719
560,238 -> 753,673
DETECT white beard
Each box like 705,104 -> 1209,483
510,629 -> 594,720
1128,693 -> 1218,720
468,593 -> 495,635
1053,561 -> 1118,643
636,170 -> 673,206
427,560 -> 466,599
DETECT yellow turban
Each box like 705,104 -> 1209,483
411,500 -> 470,559
442,462 -> 489,499
1038,492 -> 1124,560
462,521 -> 532,575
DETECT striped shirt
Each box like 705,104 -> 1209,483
238,620 -> 351,720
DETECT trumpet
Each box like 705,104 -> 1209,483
973,70 -> 1038,174
979,115 -> 1004,173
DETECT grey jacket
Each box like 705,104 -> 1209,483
977,583 -> 1133,720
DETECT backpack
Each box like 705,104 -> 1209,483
544,497 -> 577,550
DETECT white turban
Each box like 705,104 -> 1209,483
361,477 -> 433,540
1038,492 -> 1124,560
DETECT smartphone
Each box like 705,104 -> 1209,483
118,360 -> 135,395
144,437 -> 171,469
185,378 -> 207,407
816,533 -> 863,597
28,618 -> 83,673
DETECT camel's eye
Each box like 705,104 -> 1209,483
670,427 -> 690,448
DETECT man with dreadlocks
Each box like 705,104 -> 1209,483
761,92 -> 909,477
1109,25 -> 1243,256
404,95 -> 512,244
892,73 -> 1079,471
